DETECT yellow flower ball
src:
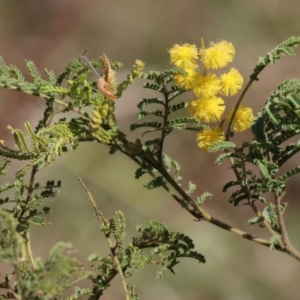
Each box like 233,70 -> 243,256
197,127 -> 225,151
187,97 -> 225,123
169,43 -> 198,69
199,40 -> 235,69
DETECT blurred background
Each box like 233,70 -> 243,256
0,1 -> 300,299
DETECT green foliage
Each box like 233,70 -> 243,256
134,161 -> 154,179
18,243 -> 83,300
215,152 -> 235,165
0,121 -> 79,175
0,170 -> 56,237
248,202 -> 287,232
132,220 -> 205,279
163,154 -> 182,183
0,210 -> 26,264
185,181 -> 196,196
144,176 -> 167,190
269,234 -> 282,251
82,217 -> 204,299
1,36 -> 300,299
196,192 -> 213,206
130,121 -> 162,132
131,68 -> 202,142
252,36 -> 300,80
208,141 -> 236,152
216,72 -> 300,208
224,76 -> 300,206
166,117 -> 201,129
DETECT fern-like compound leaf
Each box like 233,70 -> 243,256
137,98 -> 164,110
24,60 -> 42,82
196,192 -> 212,205
166,117 -> 200,127
208,141 -> 236,152
215,152 -> 235,166
167,102 -> 186,114
44,69 -> 57,85
130,121 -> 163,132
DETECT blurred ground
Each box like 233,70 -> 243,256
0,1 -> 300,299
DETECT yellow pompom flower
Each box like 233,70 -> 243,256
173,68 -> 197,90
219,68 -> 243,96
187,97 -> 225,123
199,40 -> 235,69
192,73 -> 221,98
197,127 -> 225,151
169,43 -> 198,69
226,105 -> 254,132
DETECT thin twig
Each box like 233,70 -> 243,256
76,177 -> 130,300
81,55 -> 101,80
226,79 -> 254,139
225,58 -> 267,140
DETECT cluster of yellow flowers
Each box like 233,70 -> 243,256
169,40 -> 254,150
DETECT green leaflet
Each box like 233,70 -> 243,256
208,141 -> 236,152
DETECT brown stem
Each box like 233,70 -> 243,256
109,141 -> 287,252
274,192 -> 300,260
76,177 -> 131,300
156,163 -> 281,250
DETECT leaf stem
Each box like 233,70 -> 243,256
225,79 -> 254,139
158,80 -> 170,164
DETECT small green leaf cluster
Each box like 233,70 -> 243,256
0,167 -> 58,237
217,78 -> 300,208
133,220 -> 205,279
0,121 -> 78,175
0,56 -> 123,170
252,36 -> 300,80
83,214 -> 204,299
19,243 -> 83,300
